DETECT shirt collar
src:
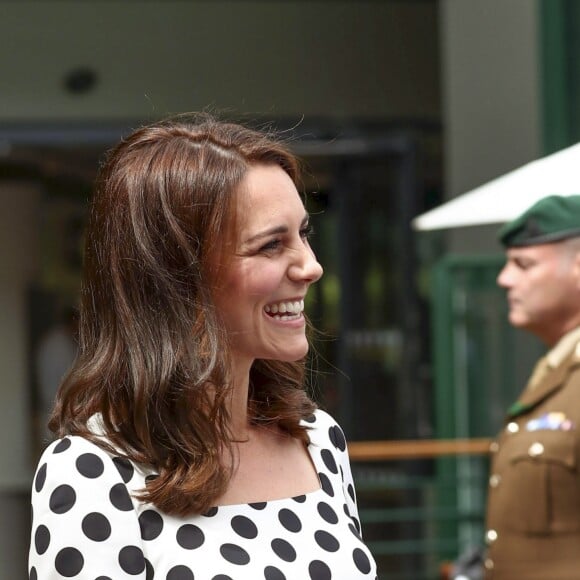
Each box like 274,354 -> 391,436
546,326 -> 580,368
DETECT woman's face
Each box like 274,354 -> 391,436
213,163 -> 323,371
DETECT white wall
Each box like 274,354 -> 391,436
441,0 -> 541,196
0,1 -> 439,121
440,0 -> 541,253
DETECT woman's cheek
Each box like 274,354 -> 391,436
245,263 -> 284,296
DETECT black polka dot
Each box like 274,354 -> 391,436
292,494 -> 306,503
352,516 -> 361,534
167,565 -> 194,580
220,543 -> 250,565
319,473 -> 334,497
49,485 -> 76,514
320,449 -> 338,474
303,413 -> 316,423
139,510 -> 164,541
348,522 -> 361,539
317,501 -> 338,524
314,530 -> 339,552
278,508 -> 301,533
53,438 -> 71,453
113,457 -> 135,483
329,425 -> 346,451
145,559 -> 154,580
231,515 -> 258,539
29,567 -> 37,580
249,501 -> 267,510
347,483 -> 355,502
109,483 -> 133,511
353,548 -> 371,573
308,560 -> 331,580
95,577 -> 112,580
34,525 -> 50,555
118,545 -> 145,575
82,512 -> 111,541
271,538 -> 296,562
203,506 -> 218,517
212,576 -> 233,580
264,565 -> 286,580
145,473 -> 158,485
176,524 -> 205,549
76,453 -> 105,478
339,465 -> 344,481
34,463 -> 47,493
55,547 -> 84,577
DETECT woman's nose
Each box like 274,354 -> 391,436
289,244 -> 323,283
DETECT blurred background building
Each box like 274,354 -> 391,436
2,1 -> 578,578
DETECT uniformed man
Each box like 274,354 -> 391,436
485,195 -> 580,579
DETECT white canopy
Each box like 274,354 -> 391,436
412,143 -> 580,231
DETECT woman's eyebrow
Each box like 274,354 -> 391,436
244,225 -> 287,245
243,214 -> 310,244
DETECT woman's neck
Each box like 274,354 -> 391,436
227,355 -> 254,440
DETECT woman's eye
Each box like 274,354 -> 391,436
300,224 -> 314,239
257,225 -> 313,254
259,239 -> 281,253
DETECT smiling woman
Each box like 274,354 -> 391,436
214,164 -> 323,373
28,114 -> 378,580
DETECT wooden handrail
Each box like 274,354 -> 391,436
348,438 -> 493,461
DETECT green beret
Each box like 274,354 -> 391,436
498,195 -> 580,247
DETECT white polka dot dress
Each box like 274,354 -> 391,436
29,410 -> 378,579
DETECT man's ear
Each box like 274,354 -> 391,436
573,252 -> 580,289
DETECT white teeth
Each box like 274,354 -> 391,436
265,299 -> 305,316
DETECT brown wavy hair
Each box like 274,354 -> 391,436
50,114 -> 317,515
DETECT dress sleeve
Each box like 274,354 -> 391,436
334,423 -> 364,537
312,410 -> 364,538
29,436 -> 147,580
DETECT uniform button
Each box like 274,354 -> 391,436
485,558 -> 494,570
486,529 -> 498,544
529,442 -> 544,457
489,441 -> 499,453
507,422 -> 519,434
489,474 -> 501,488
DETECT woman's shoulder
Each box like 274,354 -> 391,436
39,413 -> 120,465
39,431 -> 110,464
302,408 -> 348,452
33,428 -> 147,496
35,434 -> 115,480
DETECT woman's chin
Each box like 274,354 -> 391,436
269,343 -> 310,363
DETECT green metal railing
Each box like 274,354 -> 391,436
349,439 -> 490,579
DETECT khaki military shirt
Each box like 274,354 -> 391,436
485,327 -> 580,579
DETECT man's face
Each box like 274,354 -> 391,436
497,243 -> 580,344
